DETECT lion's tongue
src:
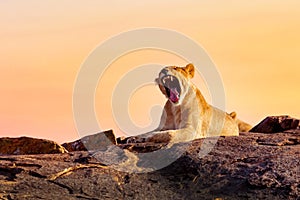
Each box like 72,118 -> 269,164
170,88 -> 179,103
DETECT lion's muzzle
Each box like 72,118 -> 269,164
161,75 -> 181,103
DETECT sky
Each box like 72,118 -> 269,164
0,0 -> 299,143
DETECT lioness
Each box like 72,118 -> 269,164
127,63 -> 249,145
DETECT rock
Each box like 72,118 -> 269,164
0,137 -> 67,155
62,129 -> 116,152
250,115 -> 299,133
0,131 -> 299,199
255,132 -> 300,146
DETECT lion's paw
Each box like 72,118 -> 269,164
125,136 -> 146,144
125,131 -> 173,144
145,132 -> 172,143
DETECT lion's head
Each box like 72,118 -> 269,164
156,63 -> 195,105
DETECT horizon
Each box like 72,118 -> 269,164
1,1 -> 299,143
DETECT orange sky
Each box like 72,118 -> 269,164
0,1 -> 299,143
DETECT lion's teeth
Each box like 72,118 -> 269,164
171,76 -> 173,81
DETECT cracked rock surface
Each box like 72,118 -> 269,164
0,131 -> 299,199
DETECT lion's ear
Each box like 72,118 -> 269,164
184,63 -> 195,78
229,112 -> 237,120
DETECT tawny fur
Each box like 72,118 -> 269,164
128,64 -> 243,145
229,112 -> 252,132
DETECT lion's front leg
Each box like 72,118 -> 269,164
125,131 -> 172,144
144,131 -> 173,143
144,128 -> 197,144
124,132 -> 157,143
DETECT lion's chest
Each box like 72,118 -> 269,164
170,106 -> 190,129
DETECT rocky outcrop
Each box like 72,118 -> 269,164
62,130 -> 116,152
0,131 -> 299,199
0,116 -> 299,199
0,137 -> 67,155
250,115 -> 299,133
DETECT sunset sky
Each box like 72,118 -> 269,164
1,1 -> 299,143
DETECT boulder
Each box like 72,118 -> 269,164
0,137 -> 67,155
0,131 -> 299,199
250,115 -> 299,133
62,129 -> 116,152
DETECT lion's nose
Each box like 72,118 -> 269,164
161,68 -> 168,75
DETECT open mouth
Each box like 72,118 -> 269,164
161,75 -> 181,103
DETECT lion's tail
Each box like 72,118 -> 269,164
229,112 -> 252,132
